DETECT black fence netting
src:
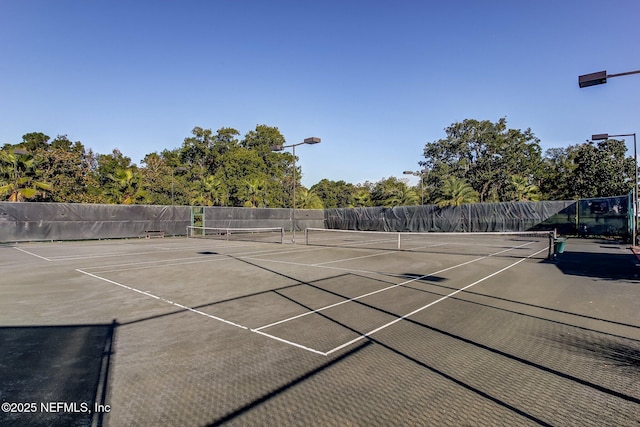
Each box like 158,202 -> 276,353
0,202 -> 191,242
0,203 -> 326,242
0,196 -> 629,242
324,199 -> 627,236
200,207 -> 324,231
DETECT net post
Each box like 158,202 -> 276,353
281,227 -> 285,244
397,232 -> 401,250
304,228 -> 308,245
548,231 -> 554,260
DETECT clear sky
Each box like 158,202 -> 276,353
1,0 -> 639,187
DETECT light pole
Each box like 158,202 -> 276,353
592,133 -> 637,244
579,67 -> 640,244
171,167 -> 187,205
403,169 -> 426,205
271,137 -> 321,243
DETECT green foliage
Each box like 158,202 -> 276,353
370,177 -> 418,207
422,118 -> 543,203
103,167 -> 148,204
296,188 -> 324,209
310,179 -> 357,208
6,120 -> 634,207
435,176 -> 479,207
0,148 -> 52,201
510,175 -> 540,202
540,139 -> 634,199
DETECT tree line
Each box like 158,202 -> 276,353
0,119 -> 634,208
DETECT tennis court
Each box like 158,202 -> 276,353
1,231 -> 639,426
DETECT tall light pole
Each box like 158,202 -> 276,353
171,167 -> 187,205
592,133 -> 637,244
579,67 -> 640,243
271,137 -> 321,243
403,169 -> 426,205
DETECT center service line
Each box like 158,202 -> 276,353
323,246 -> 549,356
252,240 -> 539,332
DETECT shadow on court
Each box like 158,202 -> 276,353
0,322 -> 116,427
554,245 -> 640,280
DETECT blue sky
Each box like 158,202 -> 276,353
1,0 -> 639,187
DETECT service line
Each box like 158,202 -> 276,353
323,246 -> 550,356
252,240 -> 540,332
13,247 -> 52,261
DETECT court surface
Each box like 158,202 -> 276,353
1,235 -> 639,426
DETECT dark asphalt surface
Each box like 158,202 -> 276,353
1,236 -> 639,426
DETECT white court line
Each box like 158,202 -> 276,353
253,240 -> 539,332
311,250 -> 397,266
323,246 -> 550,356
76,268 -> 249,330
82,245 -> 329,274
13,247 -> 52,261
252,330 -> 326,356
75,268 -> 327,355
83,244 -> 329,273
48,241 -> 261,261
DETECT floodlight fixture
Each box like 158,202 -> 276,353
578,70 -> 607,88
579,69 -> 640,88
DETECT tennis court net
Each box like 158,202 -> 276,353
187,226 -> 285,244
304,228 -> 555,259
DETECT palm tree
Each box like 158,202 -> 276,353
104,167 -> 148,204
436,176 -> 479,207
352,188 -> 372,207
191,175 -> 228,206
296,188 -> 324,209
511,175 -> 540,201
0,149 -> 52,201
383,186 -> 419,207
243,178 -> 265,208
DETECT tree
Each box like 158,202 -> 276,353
295,187 -> 324,209
510,175 -> 540,202
0,149 -> 52,201
421,118 -> 543,203
567,139 -> 634,198
103,167 -> 148,204
370,177 -> 418,207
540,139 -> 634,199
352,187 -> 372,207
242,177 -> 265,208
190,175 -> 228,206
38,135 -> 103,203
310,179 -> 356,208
435,176 -> 479,207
